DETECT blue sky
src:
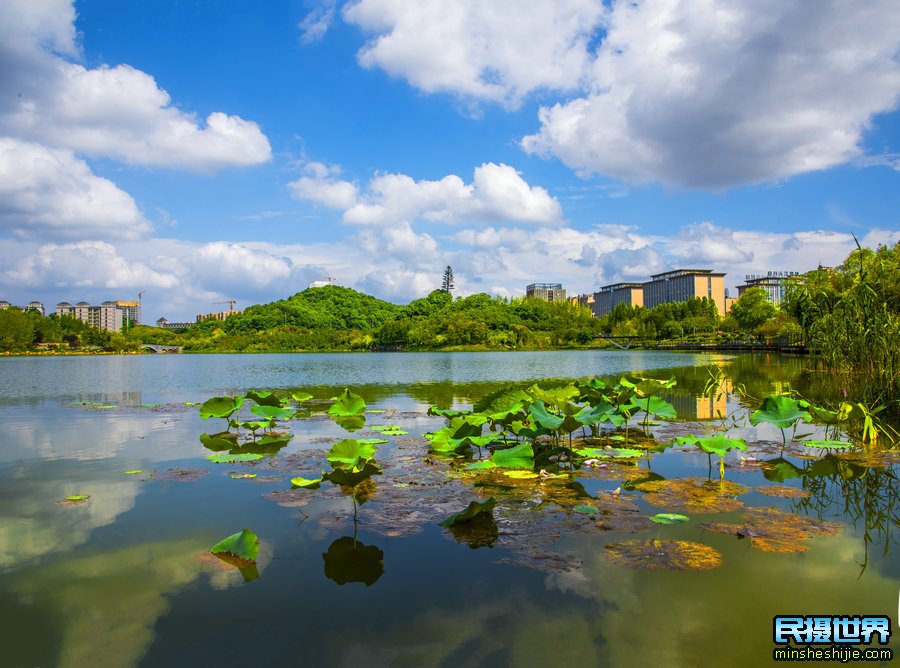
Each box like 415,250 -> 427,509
1,0 -> 898,321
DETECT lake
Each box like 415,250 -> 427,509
0,351 -> 897,667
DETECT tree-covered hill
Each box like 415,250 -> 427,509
192,285 -> 402,335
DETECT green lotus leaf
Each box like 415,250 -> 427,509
205,453 -> 264,463
466,460 -> 497,470
462,433 -> 502,448
473,386 -> 533,414
490,441 -> 534,469
439,498 -> 496,528
199,431 -> 240,452
427,406 -> 468,418
245,390 -> 284,407
750,395 -> 811,429
250,404 -> 294,421
210,528 -> 258,564
612,448 -> 645,458
379,426 -> 408,436
199,396 -> 244,420
65,494 -> 90,502
634,377 -> 677,395
693,435 -> 748,456
426,428 -> 472,453
527,383 -> 579,407
650,513 -> 690,525
574,504 -> 599,516
637,396 -> 678,420
574,447 -> 612,458
801,439 -> 854,449
328,388 -> 367,417
239,420 -> 271,432
230,472 -> 257,479
327,439 -> 378,467
322,536 -> 383,586
529,401 -> 563,430
323,461 -> 382,488
357,437 -> 389,445
291,473 -> 324,488
291,391 -> 313,403
675,435 -> 700,446
123,470 -> 143,475
762,457 -> 805,482
334,415 -> 367,432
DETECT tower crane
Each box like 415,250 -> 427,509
213,300 -> 238,312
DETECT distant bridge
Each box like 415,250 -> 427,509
141,344 -> 182,353
594,335 -> 644,349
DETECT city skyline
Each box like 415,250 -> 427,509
1,1 -> 898,321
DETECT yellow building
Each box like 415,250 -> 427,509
643,269 -> 726,314
593,282 -> 645,317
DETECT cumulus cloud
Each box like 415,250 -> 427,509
342,0 -> 604,108
0,138 -> 151,240
522,0 -> 900,188
291,161 -> 563,226
190,242 -> 296,292
5,241 -> 177,290
0,0 -> 271,170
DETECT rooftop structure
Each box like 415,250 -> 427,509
643,269 -> 726,314
526,283 -> 566,302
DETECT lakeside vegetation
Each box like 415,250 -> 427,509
2,242 -> 897,407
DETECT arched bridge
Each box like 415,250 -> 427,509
141,344 -> 182,353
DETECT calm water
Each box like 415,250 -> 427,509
0,352 -> 896,667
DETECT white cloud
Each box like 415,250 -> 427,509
522,0 -> 900,188
355,269 -> 439,302
0,138 -> 151,240
0,1 -> 271,171
287,162 -> 359,209
5,241 -> 177,290
292,161 -> 563,226
342,0 -> 604,108
299,0 -> 337,44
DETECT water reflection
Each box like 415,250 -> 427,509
322,536 -> 384,586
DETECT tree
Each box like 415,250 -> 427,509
730,287 -> 777,331
441,266 -> 454,293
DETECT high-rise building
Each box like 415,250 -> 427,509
592,283 -> 645,317
26,301 -> 45,316
526,283 -> 566,302
643,269 -> 726,314
736,272 -> 800,305
116,300 -> 141,325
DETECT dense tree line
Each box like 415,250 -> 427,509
0,309 -> 137,352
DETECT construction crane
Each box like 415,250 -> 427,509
213,300 -> 238,312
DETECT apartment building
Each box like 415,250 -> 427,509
736,272 -> 800,305
643,269 -> 726,314
526,283 -> 566,302
592,282 -> 645,317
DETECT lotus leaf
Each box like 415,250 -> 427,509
357,437 -> 389,445
328,388 -> 367,417
427,406 -> 467,418
199,431 -> 240,452
379,426 -> 408,436
466,460 -> 497,470
123,470 -> 143,475
611,448 -> 645,458
205,453 -> 264,463
291,474 -> 324,488
637,395 -> 678,420
761,457 -> 805,483
574,447 -> 612,458
327,439 -> 378,467
245,390 -> 284,407
250,404 -> 294,421
750,395 -> 811,429
290,391 -> 313,403
503,470 -> 539,479
323,536 -> 384,586
490,441 -> 534,469
230,472 -> 257,479
529,401 -> 564,430
649,513 -> 690,525
210,528 -> 258,565
439,498 -> 496,527
605,539 -> 722,570
801,439 -> 854,449
199,396 -> 244,420
473,386 -> 532,414
693,435 -> 747,457
324,461 -> 382,488
699,507 -> 842,553
574,504 -> 599,516
527,383 -> 579,407
334,415 -> 367,432
65,494 -> 90,502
